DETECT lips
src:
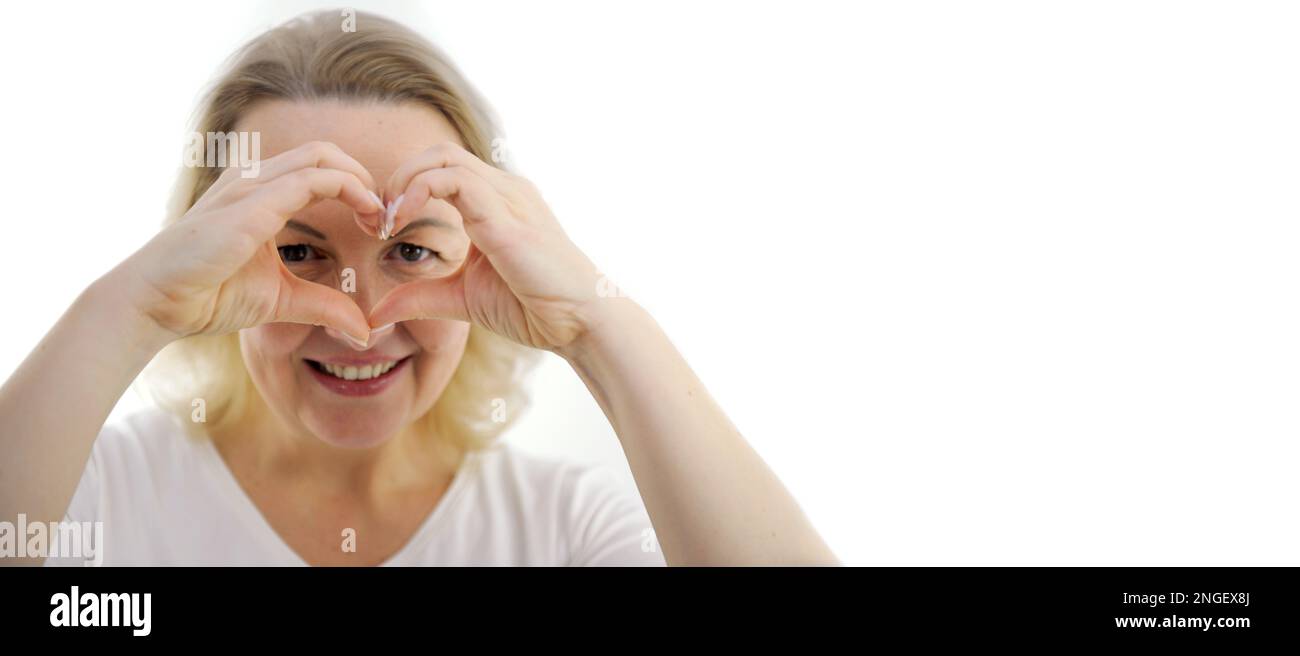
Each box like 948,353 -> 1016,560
305,356 -> 411,397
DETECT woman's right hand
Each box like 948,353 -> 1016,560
116,141 -> 384,344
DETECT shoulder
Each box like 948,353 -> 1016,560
467,443 -> 634,517
89,406 -> 206,482
95,405 -> 198,451
51,406 -> 200,542
470,443 -> 612,491
466,444 -> 664,566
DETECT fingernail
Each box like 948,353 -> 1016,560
370,322 -> 396,337
368,190 -> 384,211
384,194 -> 404,240
341,332 -> 370,350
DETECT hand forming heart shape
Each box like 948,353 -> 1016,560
120,140 -> 616,356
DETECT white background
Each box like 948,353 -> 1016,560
2,1 -> 1298,565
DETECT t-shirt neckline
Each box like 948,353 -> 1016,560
195,436 -> 480,566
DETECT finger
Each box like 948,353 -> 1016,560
239,167 -> 384,242
383,142 -> 505,205
353,211 -> 384,240
275,274 -> 372,343
217,140 -> 378,193
254,141 -> 378,189
379,195 -> 464,244
390,166 -> 511,244
260,144 -> 387,235
211,141 -> 385,233
367,276 -> 469,327
189,165 -> 248,214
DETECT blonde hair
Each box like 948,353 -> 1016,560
140,10 -> 540,451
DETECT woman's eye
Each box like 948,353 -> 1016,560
391,242 -> 438,263
277,244 -> 317,263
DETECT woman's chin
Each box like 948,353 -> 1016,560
302,412 -> 405,449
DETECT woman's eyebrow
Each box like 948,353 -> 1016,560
392,218 -> 455,240
284,220 -> 327,240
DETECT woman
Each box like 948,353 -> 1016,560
0,10 -> 836,566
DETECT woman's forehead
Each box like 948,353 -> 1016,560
233,98 -> 465,180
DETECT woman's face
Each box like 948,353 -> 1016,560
233,100 -> 473,449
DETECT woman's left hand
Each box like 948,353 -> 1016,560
365,142 -> 613,353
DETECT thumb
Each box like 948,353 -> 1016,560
368,276 -> 469,328
275,276 -> 371,343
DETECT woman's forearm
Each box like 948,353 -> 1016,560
562,299 -> 839,566
0,265 -> 174,535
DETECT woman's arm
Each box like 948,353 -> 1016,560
370,142 -> 840,565
0,266 -> 172,549
560,299 -> 839,566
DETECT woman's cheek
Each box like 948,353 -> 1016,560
244,323 -> 314,355
406,320 -> 470,394
239,323 -> 314,384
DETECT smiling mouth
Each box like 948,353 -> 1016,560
305,357 -> 410,381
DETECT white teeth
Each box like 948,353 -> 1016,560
317,360 -> 398,381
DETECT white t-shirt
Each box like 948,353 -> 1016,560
44,408 -> 665,566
